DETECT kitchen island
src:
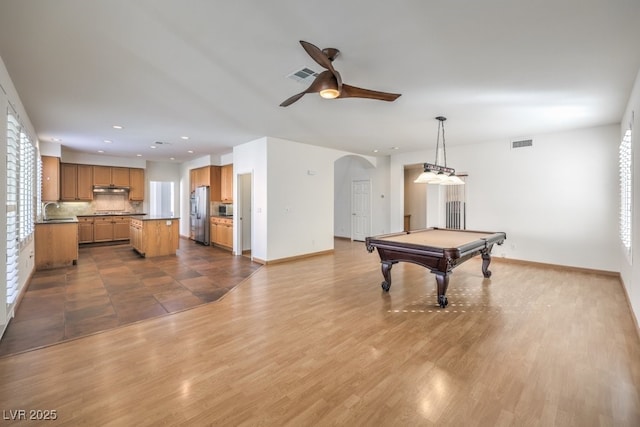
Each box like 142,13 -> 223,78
129,215 -> 180,257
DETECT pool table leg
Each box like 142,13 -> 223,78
481,249 -> 493,278
435,273 -> 449,308
380,261 -> 393,291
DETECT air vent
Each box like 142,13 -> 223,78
154,141 -> 171,145
286,67 -> 319,84
511,139 -> 533,149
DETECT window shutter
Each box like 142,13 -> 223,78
6,111 -> 19,305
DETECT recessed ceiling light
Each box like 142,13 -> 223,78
97,150 -> 104,153
180,136 -> 189,140
136,154 -> 142,157
112,125 -> 123,129
187,150 -> 194,154
169,157 -> 175,160
391,146 -> 400,150
372,149 -> 379,153
52,138 -> 61,142
150,145 -> 157,149
104,140 -> 112,144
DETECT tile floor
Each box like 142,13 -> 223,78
0,238 -> 262,357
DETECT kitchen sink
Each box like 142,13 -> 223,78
43,217 -> 76,222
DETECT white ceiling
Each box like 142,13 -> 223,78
1,0 -> 639,162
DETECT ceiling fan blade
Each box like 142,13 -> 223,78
279,91 -> 306,107
300,40 -> 342,92
338,84 -> 401,102
280,71 -> 336,107
300,40 -> 334,71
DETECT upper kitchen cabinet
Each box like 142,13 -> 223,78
129,168 -> 145,201
93,166 -> 130,187
209,166 -> 221,201
41,156 -> 60,201
61,163 -> 93,201
221,164 -> 233,202
189,166 -> 221,201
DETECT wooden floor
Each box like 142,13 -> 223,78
0,239 -> 262,356
0,238 -> 639,426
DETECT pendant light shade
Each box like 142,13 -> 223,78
415,116 -> 464,185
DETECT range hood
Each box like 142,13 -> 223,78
93,185 -> 130,194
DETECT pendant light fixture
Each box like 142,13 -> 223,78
414,116 -> 465,185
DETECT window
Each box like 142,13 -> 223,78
445,176 -> 467,229
6,110 -> 19,305
619,128 -> 632,261
19,130 -> 35,242
5,109 -> 37,307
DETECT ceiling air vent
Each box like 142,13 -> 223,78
511,139 -> 533,149
154,141 -> 171,145
286,67 -> 319,84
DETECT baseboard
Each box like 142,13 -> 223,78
254,249 -> 335,265
492,256 -> 619,277
619,275 -> 640,342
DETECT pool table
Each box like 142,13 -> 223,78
365,227 -> 506,308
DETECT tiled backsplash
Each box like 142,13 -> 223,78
44,194 -> 143,218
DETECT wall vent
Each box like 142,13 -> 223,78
511,139 -> 533,149
154,141 -> 171,145
286,67 -> 319,84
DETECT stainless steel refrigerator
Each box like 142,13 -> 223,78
192,186 -> 210,245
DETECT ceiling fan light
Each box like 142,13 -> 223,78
320,88 -> 340,99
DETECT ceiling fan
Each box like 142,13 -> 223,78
280,40 -> 401,107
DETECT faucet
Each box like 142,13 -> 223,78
43,202 -> 59,220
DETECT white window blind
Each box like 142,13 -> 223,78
6,111 -> 19,305
19,131 -> 35,242
619,128 -> 632,260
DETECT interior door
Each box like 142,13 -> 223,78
351,180 -> 371,241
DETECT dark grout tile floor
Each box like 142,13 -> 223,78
0,238 -> 262,357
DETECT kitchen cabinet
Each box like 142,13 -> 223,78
35,222 -> 78,270
129,168 -> 145,201
130,217 -> 179,257
189,166 -> 221,201
210,216 -> 233,250
93,166 -> 130,187
221,164 -> 233,202
78,217 -> 94,243
94,216 -> 130,242
209,166 -> 221,201
41,156 -> 60,202
189,169 -> 197,193
61,163 -> 93,201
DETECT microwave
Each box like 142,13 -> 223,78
218,204 -> 233,216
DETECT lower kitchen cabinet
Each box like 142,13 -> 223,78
93,216 -> 130,242
78,217 -> 94,243
35,222 -> 78,270
210,216 -> 233,250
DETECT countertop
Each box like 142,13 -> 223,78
38,212 -> 149,224
131,215 -> 180,221
36,217 -> 79,224
77,212 -> 147,217
210,214 -> 234,219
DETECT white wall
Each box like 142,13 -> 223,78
233,137 -> 268,260
60,148 -> 146,168
334,155 -> 390,239
620,67 -> 640,323
390,124 -> 620,272
235,137 -> 379,262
